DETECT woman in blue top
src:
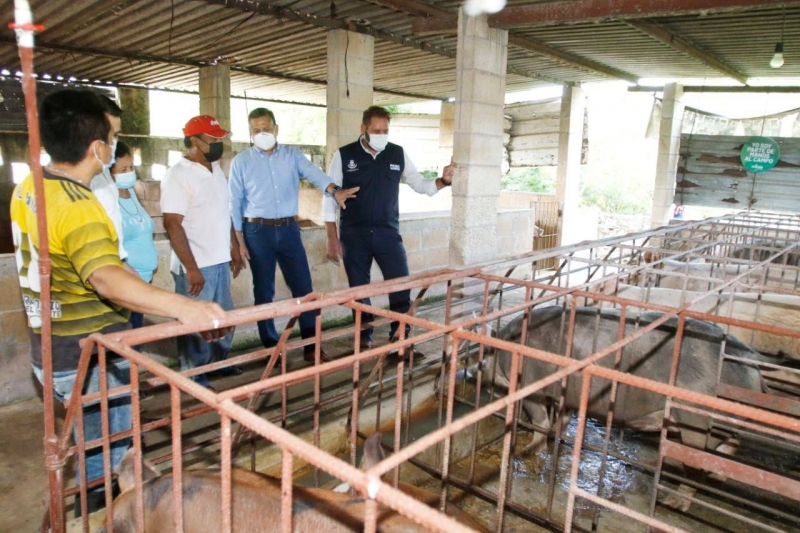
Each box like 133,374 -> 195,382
110,141 -> 158,328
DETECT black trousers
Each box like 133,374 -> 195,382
340,229 -> 411,341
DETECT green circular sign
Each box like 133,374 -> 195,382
741,136 -> 780,173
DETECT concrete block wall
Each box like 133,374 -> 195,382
0,208 -> 533,405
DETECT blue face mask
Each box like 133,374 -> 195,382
114,170 -> 137,189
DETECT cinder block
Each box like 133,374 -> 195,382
406,250 -> 426,273
422,227 -> 449,249
498,235 -> 514,256
402,231 -> 422,252
451,194 -> 499,230
426,246 -> 449,269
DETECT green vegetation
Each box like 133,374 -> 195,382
500,167 -> 556,193
579,183 -> 650,215
500,166 -> 650,215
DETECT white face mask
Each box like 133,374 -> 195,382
94,139 -> 116,171
366,133 -> 389,152
252,132 -> 277,151
115,170 -> 137,189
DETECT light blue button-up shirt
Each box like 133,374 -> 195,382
229,144 -> 333,231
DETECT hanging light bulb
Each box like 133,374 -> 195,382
771,43 -> 785,68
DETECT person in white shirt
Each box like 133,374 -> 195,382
161,115 -> 244,390
322,106 -> 454,349
89,96 -> 129,264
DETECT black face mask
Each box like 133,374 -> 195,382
204,141 -> 224,163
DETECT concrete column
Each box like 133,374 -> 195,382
119,87 -> 150,136
439,101 -> 456,169
651,82 -> 684,228
449,10 -> 507,267
326,30 -> 374,166
555,84 -> 586,246
199,64 -> 232,174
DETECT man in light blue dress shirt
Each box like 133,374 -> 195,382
230,108 -> 357,363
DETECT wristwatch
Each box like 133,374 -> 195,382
328,185 -> 342,197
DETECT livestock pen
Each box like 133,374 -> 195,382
39,211 -> 800,533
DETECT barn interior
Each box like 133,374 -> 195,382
2,1 -> 800,532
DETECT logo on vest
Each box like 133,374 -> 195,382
390,164 -> 401,171
346,159 -> 358,172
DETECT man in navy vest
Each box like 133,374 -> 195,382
322,106 -> 454,349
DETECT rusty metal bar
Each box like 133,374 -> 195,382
170,385 -> 184,533
13,6 -> 60,529
281,450 -> 293,532
662,440 -> 800,501
716,382 -> 800,417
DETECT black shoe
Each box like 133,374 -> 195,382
209,365 -> 244,377
304,348 -> 332,363
389,348 -> 427,362
359,339 -> 374,351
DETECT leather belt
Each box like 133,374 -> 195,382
244,216 -> 297,226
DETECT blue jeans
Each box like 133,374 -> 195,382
172,263 -> 234,386
340,229 -> 411,342
33,359 -> 132,489
242,221 -> 318,352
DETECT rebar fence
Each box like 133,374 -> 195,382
35,211 -> 798,533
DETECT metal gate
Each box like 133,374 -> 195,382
532,198 -> 560,268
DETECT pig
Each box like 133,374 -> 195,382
493,306 -> 777,511
98,434 -> 488,533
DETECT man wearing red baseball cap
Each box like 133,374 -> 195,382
160,115 -> 244,390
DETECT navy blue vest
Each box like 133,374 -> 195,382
339,139 -> 405,233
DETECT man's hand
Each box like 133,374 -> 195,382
442,160 -> 456,185
186,267 -> 205,296
334,187 -> 359,210
230,252 -> 245,279
235,231 -> 250,261
230,238 -> 246,279
176,300 -> 229,342
327,234 -> 343,263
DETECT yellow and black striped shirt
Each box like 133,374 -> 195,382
10,171 -> 130,371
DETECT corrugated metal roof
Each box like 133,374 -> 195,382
0,1 -> 798,105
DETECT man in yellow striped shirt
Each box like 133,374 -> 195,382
11,89 -> 228,515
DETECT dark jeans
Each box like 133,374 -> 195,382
172,263 -> 235,387
243,220 -> 318,352
340,229 -> 411,342
129,311 -> 144,329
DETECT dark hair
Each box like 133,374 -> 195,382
248,107 -> 277,126
114,140 -> 132,160
39,90 -> 111,165
362,106 -> 391,127
183,136 -> 196,148
100,94 -> 123,117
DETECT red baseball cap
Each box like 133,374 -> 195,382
182,115 -> 230,138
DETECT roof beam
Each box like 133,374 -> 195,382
0,39 -> 441,101
356,0 -> 452,19
412,0 -> 800,33
627,20 -> 748,85
356,0 -> 639,82
630,85 -> 800,93
507,35 -> 639,83
201,0 -> 563,85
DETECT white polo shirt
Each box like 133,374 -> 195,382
160,157 -> 231,275
90,169 -> 128,260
